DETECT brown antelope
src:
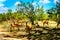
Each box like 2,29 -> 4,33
43,19 -> 49,27
25,22 -> 32,40
57,20 -> 60,26
10,21 -> 22,32
25,22 -> 32,32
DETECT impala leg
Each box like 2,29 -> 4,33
10,26 -> 12,32
17,25 -> 20,31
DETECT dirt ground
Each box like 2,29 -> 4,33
0,21 -> 60,40
2,37 -> 28,40
0,24 -> 28,40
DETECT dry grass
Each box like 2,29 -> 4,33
0,20 -> 60,40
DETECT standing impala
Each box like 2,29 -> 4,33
25,22 -> 32,32
10,20 -> 22,32
25,22 -> 32,40
43,19 -> 49,27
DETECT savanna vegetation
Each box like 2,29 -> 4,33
0,1 -> 60,40
0,1 -> 60,23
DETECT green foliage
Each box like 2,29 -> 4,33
0,1 -> 59,22
43,13 -> 48,19
56,2 -> 60,20
35,6 -> 44,20
47,8 -> 57,20
47,2 -> 60,20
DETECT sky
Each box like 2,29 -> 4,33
0,0 -> 60,13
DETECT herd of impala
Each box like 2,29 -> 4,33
10,19 -> 60,32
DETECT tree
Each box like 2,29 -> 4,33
56,2 -> 60,20
6,9 -> 12,20
39,6 -> 44,20
1,13 -> 6,21
16,1 -> 26,14
35,6 -> 44,20
26,2 -> 36,25
47,8 -> 57,20
43,13 -> 48,20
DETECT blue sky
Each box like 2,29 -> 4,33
0,0 -> 60,13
